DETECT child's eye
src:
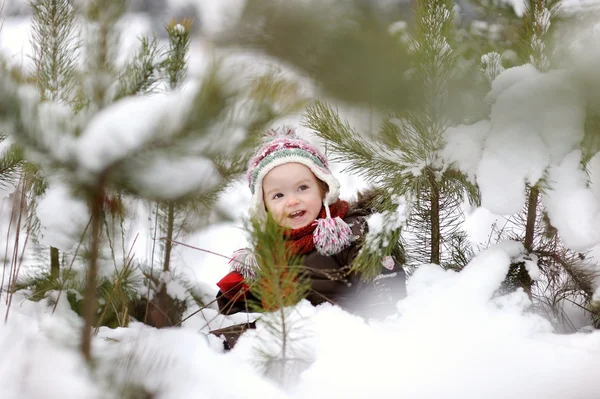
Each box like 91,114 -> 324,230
298,185 -> 309,191
272,193 -> 283,200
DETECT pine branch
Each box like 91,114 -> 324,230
0,142 -> 24,191
79,0 -> 127,111
107,65 -> 306,201
153,19 -> 193,276
352,192 -> 408,279
248,216 -> 309,311
29,0 -> 80,105
21,160 -> 48,239
582,109 -> 600,158
162,19 -> 193,90
520,0 -> 561,72
0,76 -> 78,170
28,0 -> 84,288
304,101 -> 408,186
402,178 -> 470,268
441,168 -> 480,206
113,36 -> 162,101
410,0 -> 458,120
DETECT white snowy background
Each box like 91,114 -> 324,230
1,0 -> 600,398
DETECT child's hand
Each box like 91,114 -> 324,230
217,271 -> 250,299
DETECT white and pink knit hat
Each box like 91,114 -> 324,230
246,126 -> 341,223
228,127 -> 352,280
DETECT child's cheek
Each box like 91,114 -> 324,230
265,205 -> 283,223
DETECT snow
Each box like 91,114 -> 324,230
476,66 -> 586,215
388,20 -> 408,36
366,213 -> 385,236
36,180 -> 89,251
77,90 -> 193,174
18,183 -> 600,399
3,1 -> 600,398
543,151 -> 600,251
231,243 -> 600,399
441,120 -> 489,183
125,155 -> 221,200
74,85 -> 226,198
96,324 -> 286,399
442,61 -> 600,253
0,293 -> 100,399
364,195 -> 409,251
0,17 -> 32,71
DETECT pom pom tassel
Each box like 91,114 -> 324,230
229,248 -> 259,280
313,204 -> 353,256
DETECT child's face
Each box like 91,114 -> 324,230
262,163 -> 323,229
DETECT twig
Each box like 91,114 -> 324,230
145,202 -> 160,324
177,286 -> 248,328
52,216 -> 92,315
1,188 -> 16,304
158,237 -> 235,262
5,178 -> 26,323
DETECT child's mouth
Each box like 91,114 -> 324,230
288,210 -> 306,219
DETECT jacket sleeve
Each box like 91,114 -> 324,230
338,215 -> 407,303
216,271 -> 262,315
373,255 -> 407,303
216,290 -> 262,315
337,216 -> 369,266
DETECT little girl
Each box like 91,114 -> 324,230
215,126 -> 406,318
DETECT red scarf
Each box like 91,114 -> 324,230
285,199 -> 349,255
217,200 -> 349,300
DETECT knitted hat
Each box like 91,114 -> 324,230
230,127 -> 352,280
247,126 -> 341,222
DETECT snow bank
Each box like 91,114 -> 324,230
3,231 -> 600,399
0,293 -> 100,399
96,324 -> 285,399
227,241 -> 600,399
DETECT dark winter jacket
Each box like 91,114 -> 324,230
216,191 -> 407,318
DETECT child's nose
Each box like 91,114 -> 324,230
287,195 -> 300,206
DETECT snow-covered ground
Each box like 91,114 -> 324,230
2,1 -> 600,398
3,242 -> 600,398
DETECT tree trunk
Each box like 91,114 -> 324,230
162,203 -> 175,273
50,247 -> 60,280
429,173 -> 441,265
81,184 -> 104,363
524,186 -> 539,252
520,186 -> 539,296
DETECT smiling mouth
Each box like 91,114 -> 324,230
288,210 -> 306,219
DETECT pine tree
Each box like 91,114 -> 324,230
246,215 -> 311,386
304,0 -> 479,279
29,0 -> 81,281
473,1 -> 600,330
145,19 -> 194,328
483,0 -> 559,296
0,0 -> 306,363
